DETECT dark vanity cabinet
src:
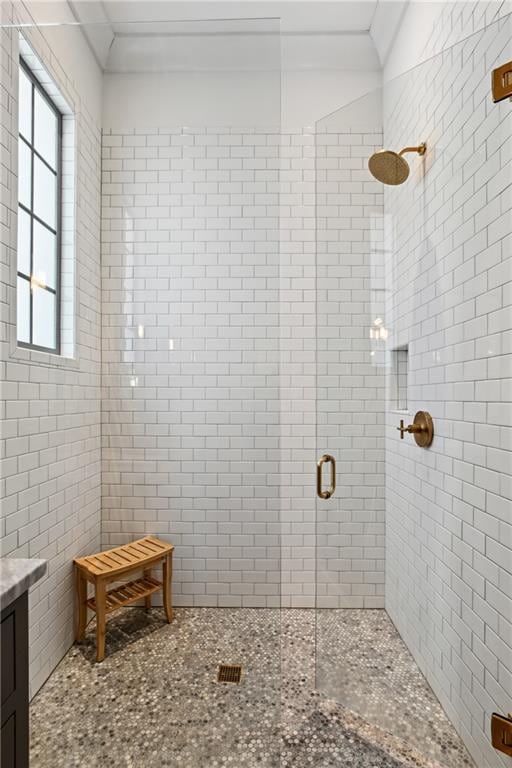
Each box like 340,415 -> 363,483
1,592 -> 29,768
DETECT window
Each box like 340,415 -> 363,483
17,59 -> 62,353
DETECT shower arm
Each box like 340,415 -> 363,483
399,143 -> 427,157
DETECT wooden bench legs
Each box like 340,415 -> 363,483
75,571 -> 107,663
75,570 -> 87,643
95,581 -> 107,663
163,554 -> 173,623
144,567 -> 152,612
74,551 -> 174,662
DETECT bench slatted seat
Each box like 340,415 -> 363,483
74,536 -> 174,662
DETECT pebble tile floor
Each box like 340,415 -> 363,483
30,608 -> 475,768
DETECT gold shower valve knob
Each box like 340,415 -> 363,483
396,411 -> 434,447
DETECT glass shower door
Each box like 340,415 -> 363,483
314,87 -> 387,712
314,16 -> 512,768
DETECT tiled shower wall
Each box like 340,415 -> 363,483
420,0 -> 512,62
101,128 -> 282,607
315,128 -> 386,608
101,126 -> 385,607
384,14 -> 512,768
280,127 -> 385,608
279,129 -> 317,607
0,6 -> 102,696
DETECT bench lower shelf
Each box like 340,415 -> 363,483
86,575 -> 162,614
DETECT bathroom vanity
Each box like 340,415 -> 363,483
1,559 -> 46,768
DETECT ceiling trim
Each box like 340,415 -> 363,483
90,1 -> 379,34
113,29 -> 372,38
67,0 -> 115,70
70,1 -> 383,75
369,0 -> 409,68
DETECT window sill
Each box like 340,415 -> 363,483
9,342 -> 79,370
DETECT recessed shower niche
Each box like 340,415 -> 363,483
391,345 -> 408,412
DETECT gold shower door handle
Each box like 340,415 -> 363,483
317,454 -> 336,500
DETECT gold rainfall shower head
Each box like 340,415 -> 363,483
368,143 -> 426,185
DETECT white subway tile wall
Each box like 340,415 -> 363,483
101,127 -> 283,607
315,129 -> 386,608
0,5 -> 102,696
384,11 -> 512,768
101,127 -> 385,608
279,128 -> 317,607
421,0 -> 512,62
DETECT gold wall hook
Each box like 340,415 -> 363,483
396,411 -> 434,447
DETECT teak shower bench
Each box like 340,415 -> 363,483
74,536 -> 174,662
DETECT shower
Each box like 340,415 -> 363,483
368,142 -> 426,184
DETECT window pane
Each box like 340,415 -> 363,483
33,156 -> 57,229
18,140 -> 31,209
32,286 -> 56,349
17,207 -> 31,275
19,68 -> 32,141
33,220 -> 57,290
34,90 -> 57,169
17,276 -> 30,343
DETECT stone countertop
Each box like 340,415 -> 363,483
0,558 -> 47,612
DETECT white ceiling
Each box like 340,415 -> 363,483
83,1 -> 379,32
68,0 -> 407,72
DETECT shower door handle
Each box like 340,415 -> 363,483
316,454 -> 336,499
